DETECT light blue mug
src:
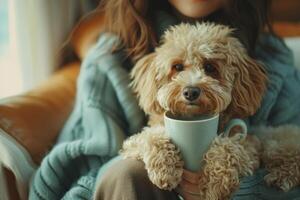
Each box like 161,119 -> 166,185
164,112 -> 247,172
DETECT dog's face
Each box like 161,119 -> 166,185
131,23 -> 267,119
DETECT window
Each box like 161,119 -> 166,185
0,0 -> 23,98
0,0 -> 9,54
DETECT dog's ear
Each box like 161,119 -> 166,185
131,53 -> 163,115
225,48 -> 267,119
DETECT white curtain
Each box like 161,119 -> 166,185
10,0 -> 83,91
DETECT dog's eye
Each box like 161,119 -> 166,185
204,63 -> 216,74
172,63 -> 184,72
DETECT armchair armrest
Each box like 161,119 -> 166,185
0,62 -> 80,164
0,62 -> 80,199
0,127 -> 36,200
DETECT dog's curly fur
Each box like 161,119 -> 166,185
120,23 -> 300,199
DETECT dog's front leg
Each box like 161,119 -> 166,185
120,126 -> 184,190
199,134 -> 260,200
255,125 -> 300,192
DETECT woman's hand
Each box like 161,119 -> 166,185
176,169 -> 202,200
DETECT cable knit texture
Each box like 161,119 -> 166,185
29,34 -> 146,200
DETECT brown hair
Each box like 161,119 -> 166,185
98,0 -> 274,62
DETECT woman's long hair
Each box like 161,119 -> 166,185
98,0 -> 274,62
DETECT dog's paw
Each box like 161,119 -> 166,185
143,137 -> 184,190
120,127 -> 184,190
259,125 -> 300,192
264,165 -> 300,192
119,134 -> 144,160
262,150 -> 300,192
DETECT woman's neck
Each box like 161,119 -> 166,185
170,7 -> 203,23
169,7 -> 224,24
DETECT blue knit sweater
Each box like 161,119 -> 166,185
29,11 -> 300,200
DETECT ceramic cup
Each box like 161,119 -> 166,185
164,111 -> 247,172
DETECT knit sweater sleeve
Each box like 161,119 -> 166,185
29,33 -> 145,200
250,34 -> 300,127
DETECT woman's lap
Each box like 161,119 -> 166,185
94,158 -> 180,200
95,159 -> 300,200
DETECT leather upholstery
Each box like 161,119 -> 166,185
70,11 -> 104,60
0,63 -> 79,164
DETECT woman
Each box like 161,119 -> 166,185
30,0 -> 300,200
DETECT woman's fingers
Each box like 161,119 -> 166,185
182,169 -> 201,184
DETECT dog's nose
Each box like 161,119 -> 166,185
183,86 -> 201,101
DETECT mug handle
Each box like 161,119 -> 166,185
223,119 -> 247,140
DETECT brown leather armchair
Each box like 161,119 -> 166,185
0,2 -> 299,199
